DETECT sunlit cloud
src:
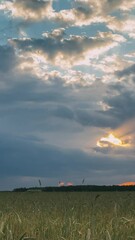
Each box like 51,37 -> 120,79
125,52 -> 135,58
10,30 -> 126,69
64,70 -> 96,87
1,0 -> 54,21
94,131 -> 133,155
97,133 -> 122,147
17,51 -> 49,78
54,5 -> 104,27
1,0 -> 135,28
54,0 -> 135,27
92,55 -> 131,76
95,116 -> 135,153
107,17 -> 135,36
115,118 -> 135,142
128,33 -> 135,39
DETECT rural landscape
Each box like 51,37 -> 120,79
0,0 -> 135,239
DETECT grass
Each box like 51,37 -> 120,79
0,191 -> 135,239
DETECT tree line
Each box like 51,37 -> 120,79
13,185 -> 135,192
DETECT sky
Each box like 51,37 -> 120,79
0,0 -> 135,190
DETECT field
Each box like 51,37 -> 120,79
0,191 -> 135,240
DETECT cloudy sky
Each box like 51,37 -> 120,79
0,0 -> 135,190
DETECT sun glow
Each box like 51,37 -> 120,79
97,133 -> 123,147
119,182 -> 135,186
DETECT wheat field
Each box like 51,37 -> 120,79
0,191 -> 135,240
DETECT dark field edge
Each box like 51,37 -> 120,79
12,185 -> 135,192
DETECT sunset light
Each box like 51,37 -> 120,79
0,0 -> 135,191
97,133 -> 123,147
119,182 -> 135,186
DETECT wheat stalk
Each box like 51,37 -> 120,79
106,230 -> 111,240
86,228 -> 91,240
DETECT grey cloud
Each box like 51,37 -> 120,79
0,46 -> 122,134
75,6 -> 93,17
0,70 -> 118,131
0,45 -> 16,72
1,133 -> 135,181
10,30 -> 124,68
16,0 -> 50,11
105,90 -> 135,122
94,144 -> 135,155
0,44 -> 131,134
75,109 -> 118,128
94,77 -> 135,133
0,42 -> 134,148
0,77 -> 67,104
116,64 -> 135,78
54,105 -> 74,120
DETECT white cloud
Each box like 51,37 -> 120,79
128,33 -> 135,39
107,17 -> 135,35
125,52 -> 135,58
92,54 -> 133,75
64,70 -> 96,87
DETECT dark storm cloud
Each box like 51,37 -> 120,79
107,91 -> 135,119
0,43 -> 133,133
0,69 -> 118,131
75,109 -> 118,128
0,133 -> 135,180
0,74 -> 67,104
104,86 -> 135,124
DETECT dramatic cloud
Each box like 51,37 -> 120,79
103,86 -> 135,127
54,0 -> 135,27
10,30 -> 126,68
1,0 -> 135,30
0,0 -> 54,21
0,0 -> 135,189
94,132 -> 132,154
1,133 -> 135,190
